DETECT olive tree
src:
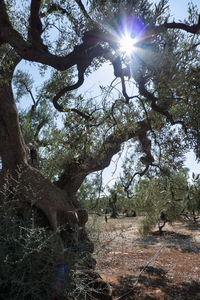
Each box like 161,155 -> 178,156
0,0 -> 200,298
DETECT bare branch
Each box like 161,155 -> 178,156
21,80 -> 36,105
71,108 -> 91,121
163,14 -> 200,34
74,0 -> 97,26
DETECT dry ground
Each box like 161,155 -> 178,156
88,215 -> 200,299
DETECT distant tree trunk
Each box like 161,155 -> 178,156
109,192 -> 118,218
192,209 -> 198,223
158,223 -> 165,235
110,209 -> 118,218
158,212 -> 167,235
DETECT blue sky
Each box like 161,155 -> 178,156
168,0 -> 199,21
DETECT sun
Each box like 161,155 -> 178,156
119,34 -> 137,56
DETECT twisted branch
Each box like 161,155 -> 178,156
136,75 -> 187,133
163,15 -> 200,34
52,69 -> 84,112
124,165 -> 149,194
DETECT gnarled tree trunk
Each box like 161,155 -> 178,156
0,55 -> 112,299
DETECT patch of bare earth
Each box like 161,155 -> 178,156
89,216 -> 200,299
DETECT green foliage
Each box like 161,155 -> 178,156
106,182 -> 134,215
76,175 -> 103,211
134,171 -> 188,236
184,173 -> 200,221
108,189 -> 118,218
13,70 -> 34,102
2,0 -> 200,223
8,0 -> 199,188
89,0 -> 156,27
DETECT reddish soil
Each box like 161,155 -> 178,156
89,216 -> 200,299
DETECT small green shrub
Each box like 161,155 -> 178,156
138,215 -> 156,237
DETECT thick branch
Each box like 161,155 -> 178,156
0,2 -> 108,73
0,1 -> 32,52
1,0 -> 199,75
57,120 -> 151,193
163,15 -> 200,34
89,120 -> 152,172
121,76 -> 130,103
0,57 -> 27,169
28,0 -> 44,48
0,1 -> 107,72
0,0 -> 12,44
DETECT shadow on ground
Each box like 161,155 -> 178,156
111,266 -> 200,299
186,222 -> 200,231
134,230 -> 200,254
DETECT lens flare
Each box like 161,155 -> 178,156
119,34 -> 138,56
118,16 -> 146,56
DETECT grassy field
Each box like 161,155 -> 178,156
87,215 -> 200,299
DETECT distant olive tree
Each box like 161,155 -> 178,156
134,171 -> 188,235
183,173 -> 200,222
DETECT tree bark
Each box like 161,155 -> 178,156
0,57 -> 27,171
